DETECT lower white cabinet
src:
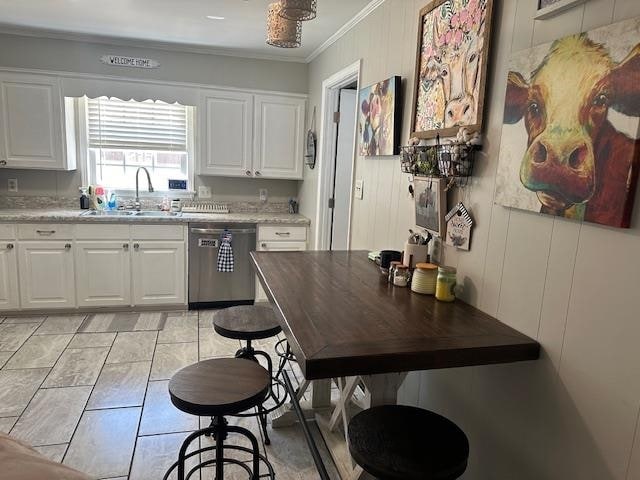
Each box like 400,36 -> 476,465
0,241 -> 19,310
75,241 -> 131,307
18,241 -> 76,309
132,241 -> 186,306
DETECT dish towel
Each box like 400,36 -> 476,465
217,231 -> 234,272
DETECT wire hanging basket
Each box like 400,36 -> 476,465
400,142 -> 478,188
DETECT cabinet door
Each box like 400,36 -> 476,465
0,242 -> 19,310
255,240 -> 307,302
75,241 -> 131,307
132,241 -> 186,306
199,89 -> 253,177
0,73 -> 70,170
253,94 -> 305,180
18,241 -> 75,309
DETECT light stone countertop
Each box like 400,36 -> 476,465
0,209 -> 310,225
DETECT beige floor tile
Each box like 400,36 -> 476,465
0,416 -> 18,433
34,315 -> 86,335
150,342 -> 198,381
133,311 -> 167,331
63,407 -> 141,479
0,368 -> 49,417
106,331 -> 158,364
78,313 -> 117,333
198,330 -> 240,360
139,380 -> 199,436
130,431 -> 201,480
0,323 -> 39,352
11,386 -> 92,446
158,315 -> 199,344
4,334 -> 73,369
86,361 -> 151,410
0,351 -> 12,368
3,316 -> 45,324
68,332 -> 117,349
42,347 -> 110,388
33,443 -> 68,463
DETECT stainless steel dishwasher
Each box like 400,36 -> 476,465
188,223 -> 256,309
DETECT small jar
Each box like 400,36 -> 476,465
393,265 -> 410,287
411,262 -> 438,295
388,261 -> 401,283
435,266 -> 457,302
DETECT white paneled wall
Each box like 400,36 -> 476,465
300,0 -> 640,477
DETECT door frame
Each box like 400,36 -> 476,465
314,60 -> 361,251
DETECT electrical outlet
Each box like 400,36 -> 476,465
198,186 -> 212,199
354,179 -> 364,200
7,178 -> 18,192
259,189 -> 268,203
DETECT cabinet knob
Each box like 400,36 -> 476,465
255,171 -> 261,177
133,243 -> 140,250
64,243 -> 72,250
246,170 -> 252,176
0,160 -> 6,166
261,243 -> 267,248
123,243 -> 129,250
6,243 -> 13,250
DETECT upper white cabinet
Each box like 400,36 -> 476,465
253,94 -> 305,180
0,73 -> 76,171
198,89 -> 306,180
199,89 -> 253,177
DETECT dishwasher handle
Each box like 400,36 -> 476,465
190,227 -> 256,235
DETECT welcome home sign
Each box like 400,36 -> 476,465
100,55 -> 160,69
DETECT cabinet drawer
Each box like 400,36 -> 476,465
131,225 -> 185,240
258,225 -> 307,242
76,224 -> 130,240
18,223 -> 75,240
0,224 -> 16,239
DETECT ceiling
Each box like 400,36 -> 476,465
0,0 -> 375,62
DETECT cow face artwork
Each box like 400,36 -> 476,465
411,0 -> 494,139
495,17 -> 640,228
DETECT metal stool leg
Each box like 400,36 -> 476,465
228,425 -> 261,480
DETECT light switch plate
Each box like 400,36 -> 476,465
7,178 -> 17,192
259,189 -> 268,202
354,179 -> 364,200
198,186 -> 212,198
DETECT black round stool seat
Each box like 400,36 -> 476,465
169,358 -> 270,416
213,305 -> 282,340
348,405 -> 469,480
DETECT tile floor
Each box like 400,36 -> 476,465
0,311 -> 340,479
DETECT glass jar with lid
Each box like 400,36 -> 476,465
435,266 -> 457,302
388,261 -> 402,283
393,265 -> 411,287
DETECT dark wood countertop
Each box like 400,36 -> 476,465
251,250 -> 540,380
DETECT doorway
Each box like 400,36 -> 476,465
315,60 -> 361,251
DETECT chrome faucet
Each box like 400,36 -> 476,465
134,167 -> 154,210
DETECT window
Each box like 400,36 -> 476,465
81,97 -> 194,192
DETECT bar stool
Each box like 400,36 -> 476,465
212,305 -> 287,444
348,405 -> 469,480
164,358 -> 276,480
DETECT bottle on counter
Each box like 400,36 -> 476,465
435,266 -> 457,302
79,187 -> 90,210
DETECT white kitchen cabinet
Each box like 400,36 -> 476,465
199,89 -> 254,177
75,241 -> 131,307
132,241 -> 186,306
18,241 -> 76,309
253,94 -> 305,180
0,73 -> 76,170
0,241 -> 19,310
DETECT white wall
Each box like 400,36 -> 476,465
0,33 -> 306,203
301,0 -> 640,478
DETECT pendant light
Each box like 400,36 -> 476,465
266,2 -> 302,48
279,0 -> 317,21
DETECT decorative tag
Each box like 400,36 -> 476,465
445,202 -> 474,251
100,55 -> 160,69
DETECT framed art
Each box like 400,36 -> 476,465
410,0 -> 494,139
358,76 -> 402,156
494,16 -> 640,229
414,177 -> 447,236
535,0 -> 588,20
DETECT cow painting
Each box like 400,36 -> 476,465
495,17 -> 640,228
411,0 -> 493,138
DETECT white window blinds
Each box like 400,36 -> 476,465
88,97 -> 187,152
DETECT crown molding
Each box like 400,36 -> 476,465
304,0 -> 386,63
0,24 -> 309,64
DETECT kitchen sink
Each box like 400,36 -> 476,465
134,211 -> 182,217
81,210 -> 135,216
